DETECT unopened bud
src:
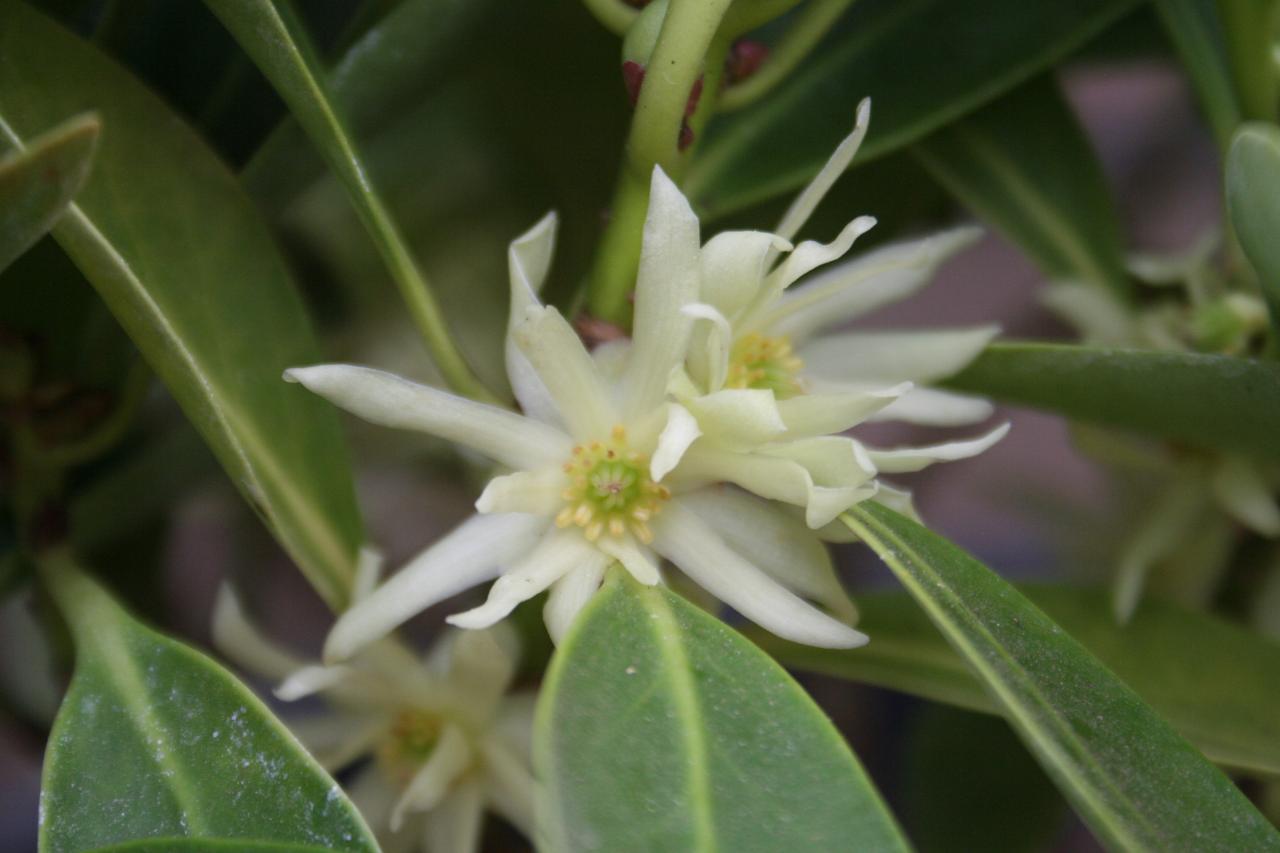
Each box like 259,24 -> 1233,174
726,40 -> 769,85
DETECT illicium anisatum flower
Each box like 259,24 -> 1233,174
213,575 -> 533,852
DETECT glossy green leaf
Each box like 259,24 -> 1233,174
0,112 -> 98,273
1227,122 -> 1280,339
687,0 -> 1140,219
89,842 -> 334,853
757,584 -> 1280,776
0,2 -> 363,607
1152,0 -> 1242,145
841,503 -> 1279,850
39,553 -> 377,853
943,342 -> 1280,460
913,75 -> 1131,299
536,569 -> 908,853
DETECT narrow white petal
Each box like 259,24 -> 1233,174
775,98 -> 871,243
680,388 -> 787,448
799,326 -> 999,385
544,562 -> 607,644
867,386 -> 995,427
653,501 -> 867,647
447,530 -> 609,630
623,167 -> 701,421
353,546 -> 384,603
682,302 -> 733,392
275,664 -> 354,701
285,365 -> 569,470
775,385 -> 908,438
682,488 -> 856,623
480,738 -> 537,838
698,230 -> 790,322
475,468 -> 566,515
506,212 -> 563,426
764,226 -> 982,342
1041,282 -> 1133,345
422,779 -> 483,853
211,585 -> 306,681
325,513 -> 547,661
867,423 -> 1009,473
651,403 -> 702,481
513,306 -> 616,442
1212,457 -> 1280,536
345,764 -> 400,832
596,535 -> 662,586
765,215 -> 877,296
872,481 -> 921,522
390,723 -> 473,832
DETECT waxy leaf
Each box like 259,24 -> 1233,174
0,2 -> 363,607
944,342 -> 1280,460
536,570 -> 908,853
1227,123 -> 1280,339
1152,0 -> 1242,145
756,585 -> 1280,777
0,112 -> 98,273
687,0 -> 1140,219
39,553 -> 377,853
90,843 -> 334,853
842,503 -> 1279,850
914,75 -> 1131,299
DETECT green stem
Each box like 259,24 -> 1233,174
1218,0 -> 1280,121
38,549 -> 110,648
582,0 -> 639,35
723,0 -> 807,36
721,0 -> 855,111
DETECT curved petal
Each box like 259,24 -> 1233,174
444,627 -> 519,717
766,215 -> 877,296
506,211 -> 563,426
211,585 -> 307,682
285,365 -> 569,470
275,664 -> 354,701
475,468 -> 566,516
596,534 -> 662,585
775,384 -> 909,437
513,306 -> 616,442
544,562 -> 607,645
352,546 -> 384,603
652,501 -> 867,648
1212,456 -> 1280,536
390,723 -> 473,831
682,302 -> 733,392
422,778 -> 484,853
799,326 -> 1000,385
866,423 -> 1009,474
651,402 -> 702,482
286,712 -> 388,773
866,386 -> 995,427
680,388 -> 787,448
325,513 -> 547,661
698,230 -> 789,322
774,98 -> 871,244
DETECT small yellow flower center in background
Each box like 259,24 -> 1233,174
555,425 -> 669,543
726,333 -> 805,398
377,708 -> 442,786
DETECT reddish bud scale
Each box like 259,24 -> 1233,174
726,40 -> 769,84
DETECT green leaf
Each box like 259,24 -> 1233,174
202,0 -> 491,402
89,842 -> 335,853
38,553 -> 377,853
841,503 -> 1279,850
943,341 -> 1280,460
687,0 -> 1140,219
1152,0 -> 1242,145
1227,122 -> 1280,340
913,74 -> 1131,300
0,2 -> 363,607
756,584 -> 1280,777
0,112 -> 98,273
535,569 -> 908,853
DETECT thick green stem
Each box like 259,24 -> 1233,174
1218,0 -> 1280,121
582,0 -> 638,35
721,0 -> 855,111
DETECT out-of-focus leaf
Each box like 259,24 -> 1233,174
536,569 -> 909,853
841,504 -> 1279,850
89,842 -> 334,853
0,112 -> 98,273
39,553 -> 377,853
914,75 -> 1131,299
1227,122 -> 1280,338
0,2 -> 363,607
1152,0 -> 1242,145
687,0 -> 1141,219
943,342 -> 1280,460
757,585 -> 1280,776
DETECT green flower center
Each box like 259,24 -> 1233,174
377,709 -> 441,785
726,333 -> 805,398
556,425 -> 669,543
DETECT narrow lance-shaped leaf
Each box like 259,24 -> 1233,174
1152,0 -> 1242,146
755,585 -> 1280,777
0,112 -> 98,273
1227,122 -> 1280,341
687,0 -> 1140,219
913,74 -> 1132,300
943,342 -> 1280,461
0,2 -> 363,607
841,503 -> 1280,850
536,569 -> 909,853
38,552 -> 377,853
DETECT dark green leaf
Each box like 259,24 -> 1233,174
0,2 -> 364,607
1152,0 -> 1242,145
1227,122 -> 1280,339
841,503 -> 1279,850
536,569 -> 908,853
0,112 -> 98,273
913,74 -> 1131,299
943,342 -> 1280,460
757,584 -> 1280,776
687,0 -> 1140,219
39,553 -> 377,853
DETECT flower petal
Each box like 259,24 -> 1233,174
480,737 -> 536,838
1212,456 -> 1280,536
422,778 -> 484,853
1041,282 -> 1133,345
682,302 -> 733,392
699,230 -> 790,322
447,529 -> 609,630
544,562 -> 607,645
475,468 -> 566,515
623,167 -> 701,421
652,501 -> 867,648
352,546 -> 383,603
506,211 -> 563,425
651,402 -> 702,481
211,585 -> 307,682
286,712 -> 388,773
866,423 -> 1010,473
285,365 -> 570,470
765,215 -> 877,296
596,534 -> 662,586
775,384 -> 909,437
866,386 -> 995,427
799,326 -> 999,385
275,664 -> 354,701
390,723 -> 473,831
680,388 -> 787,448
774,98 -> 871,244
513,306 -> 617,442
445,626 -> 519,716
325,513 -> 547,661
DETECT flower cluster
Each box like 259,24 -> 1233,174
288,101 -> 1006,659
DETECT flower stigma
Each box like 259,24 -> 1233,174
555,425 -> 670,543
377,708 -> 443,785
726,333 -> 805,398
